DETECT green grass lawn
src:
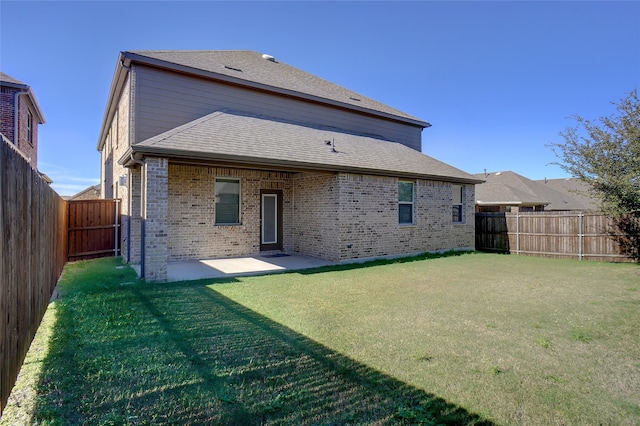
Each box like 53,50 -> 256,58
2,253 -> 639,425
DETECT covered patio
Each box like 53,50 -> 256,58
132,253 -> 335,282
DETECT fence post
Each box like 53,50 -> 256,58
516,212 -> 520,255
578,211 -> 583,261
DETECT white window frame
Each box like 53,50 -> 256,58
215,177 -> 241,225
452,184 -> 464,223
398,180 -> 415,225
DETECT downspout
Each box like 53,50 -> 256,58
13,90 -> 29,145
131,153 -> 145,278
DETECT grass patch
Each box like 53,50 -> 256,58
1,256 -> 489,425
2,253 -> 639,425
213,253 -> 640,425
536,335 -> 552,349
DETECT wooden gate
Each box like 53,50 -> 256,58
67,199 -> 121,260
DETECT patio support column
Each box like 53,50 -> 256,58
127,166 -> 142,264
143,157 -> 168,282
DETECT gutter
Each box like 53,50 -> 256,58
119,146 -> 484,185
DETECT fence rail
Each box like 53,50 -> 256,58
1,140 -> 68,413
476,211 -> 637,262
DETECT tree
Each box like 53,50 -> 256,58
550,90 -> 640,260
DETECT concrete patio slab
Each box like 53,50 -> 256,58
164,254 -> 335,282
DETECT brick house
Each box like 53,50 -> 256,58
0,72 -> 45,169
98,50 -> 482,282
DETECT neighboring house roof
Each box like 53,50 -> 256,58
70,184 -> 101,200
473,171 -> 548,206
0,72 -> 45,123
99,50 -> 428,150
121,110 -> 482,184
474,171 -> 599,210
535,178 -> 599,211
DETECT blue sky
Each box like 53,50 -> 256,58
2,1 -> 639,196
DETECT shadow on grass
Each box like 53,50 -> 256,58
31,258 -> 492,425
296,250 -> 475,276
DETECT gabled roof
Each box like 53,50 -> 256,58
0,72 -> 26,86
121,110 -> 481,184
70,184 -> 101,200
126,50 -> 427,126
99,50 -> 429,150
474,171 -> 599,210
0,72 -> 45,123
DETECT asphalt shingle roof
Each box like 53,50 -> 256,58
125,50 -> 427,126
474,171 -> 598,210
124,110 -> 480,183
0,72 -> 27,86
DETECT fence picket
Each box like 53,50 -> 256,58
476,211 -> 637,262
0,139 -> 68,413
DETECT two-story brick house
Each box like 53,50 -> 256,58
1,72 -> 45,169
98,50 -> 482,282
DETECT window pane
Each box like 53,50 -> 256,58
452,205 -> 462,223
398,182 -> 413,202
452,185 -> 462,204
215,179 -> 240,224
262,195 -> 277,243
399,203 -> 413,224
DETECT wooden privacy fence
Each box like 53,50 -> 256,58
67,199 -> 121,260
1,140 -> 68,413
476,211 -> 637,262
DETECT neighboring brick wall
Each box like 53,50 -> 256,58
143,157 -> 168,282
0,87 -> 38,168
0,87 -> 16,142
16,97 -> 37,168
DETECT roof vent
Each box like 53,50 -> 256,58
262,54 -> 276,62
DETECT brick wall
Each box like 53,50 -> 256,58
167,164 -> 294,261
291,172 -> 341,260
0,87 -> 38,168
0,88 -> 17,144
99,74 -> 133,260
334,175 -> 475,261
159,165 -> 475,265
143,157 -> 168,281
